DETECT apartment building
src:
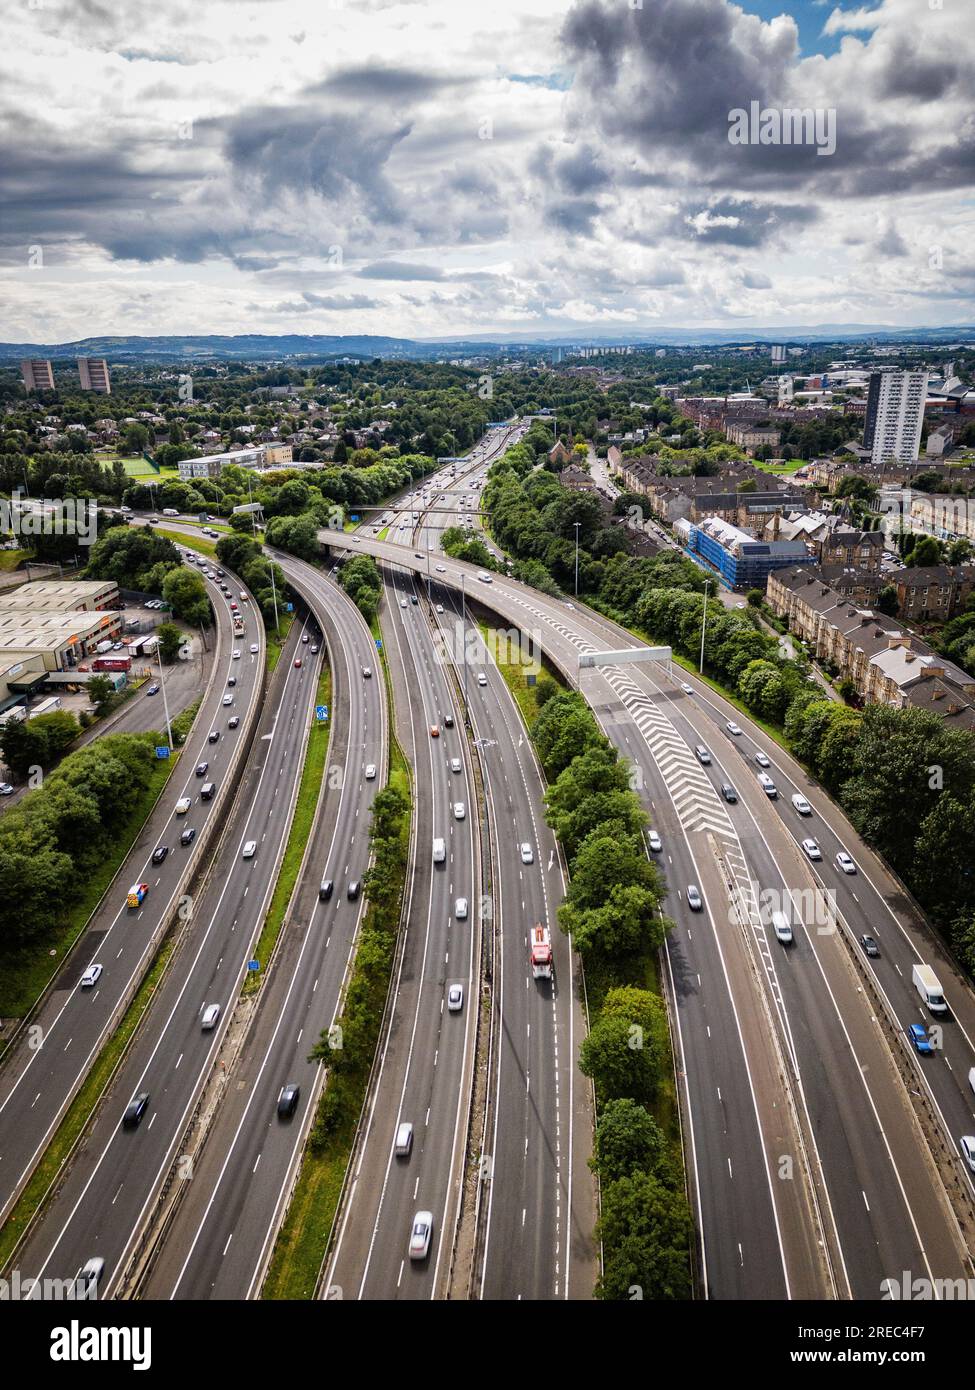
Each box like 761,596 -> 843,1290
893,565 -> 975,623
862,369 -> 927,466
725,422 -> 781,452
687,518 -> 816,589
21,359 -> 55,392
77,357 -> 111,393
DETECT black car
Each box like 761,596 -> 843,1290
410,595 -> 418,605
277,1084 -> 300,1119
347,880 -> 361,901
319,878 -> 334,902
860,934 -> 880,958
720,783 -> 738,804
227,676 -> 237,688
151,845 -> 169,865
228,716 -> 240,729
122,1092 -> 150,1129
443,714 -> 454,729
208,730 -> 220,744
180,827 -> 196,846
195,762 -> 208,777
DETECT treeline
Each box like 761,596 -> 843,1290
212,533 -> 285,626
0,732 -> 157,949
85,526 -> 211,624
529,682 -> 693,1300
335,555 -> 382,622
307,780 -> 411,1148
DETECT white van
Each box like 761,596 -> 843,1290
757,772 -> 778,799
433,837 -> 446,865
175,797 -> 192,815
395,1122 -> 414,1157
771,910 -> 793,945
201,1004 -> 220,1031
163,507 -> 179,517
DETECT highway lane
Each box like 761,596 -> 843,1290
14,615 -> 316,1296
318,526 -> 975,1295
0,558 -> 264,1229
325,566 -> 478,1300
140,551 -> 387,1298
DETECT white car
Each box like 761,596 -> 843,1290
250,643 -> 259,654
80,964 -> 103,988
961,1136 -> 975,1174
232,649 -> 241,660
400,598 -> 408,608
242,840 -> 257,859
453,802 -> 466,820
364,763 -> 377,780
802,838 -> 822,861
0,783 -> 14,796
455,897 -> 468,920
447,983 -> 464,1012
435,564 -> 446,574
792,794 -> 812,816
409,1211 -> 433,1260
223,693 -> 233,706
520,842 -> 534,864
726,721 -> 742,736
680,683 -> 694,695
835,851 -> 857,874
648,830 -> 662,852
754,752 -> 771,769
477,672 -> 487,687
436,604 -> 444,614
450,757 -> 461,773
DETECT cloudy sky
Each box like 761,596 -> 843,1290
2,0 -> 973,343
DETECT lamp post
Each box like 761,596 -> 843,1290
156,639 -> 174,751
573,521 -> 581,597
699,578 -> 711,674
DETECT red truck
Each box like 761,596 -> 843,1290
92,656 -> 132,672
530,923 -> 553,981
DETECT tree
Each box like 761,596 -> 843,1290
156,622 -> 184,664
531,693 -> 603,777
578,987 -> 670,1104
596,1172 -> 693,1301
87,675 -> 115,711
0,710 -> 78,780
559,884 -> 668,959
592,1099 -> 668,1185
746,588 -> 764,607
162,567 -> 211,626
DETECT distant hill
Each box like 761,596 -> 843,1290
0,334 -> 426,361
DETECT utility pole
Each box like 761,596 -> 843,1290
156,639 -> 174,750
699,578 -> 711,674
268,559 -> 280,634
461,572 -> 468,709
573,521 -> 581,597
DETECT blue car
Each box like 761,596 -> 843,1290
909,1023 -> 933,1056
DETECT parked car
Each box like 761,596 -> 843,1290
0,783 -> 13,796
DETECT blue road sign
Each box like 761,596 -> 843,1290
375,638 -> 382,649
155,746 -> 170,759
350,514 -> 360,522
315,705 -> 329,722
284,602 -> 294,612
248,959 -> 260,972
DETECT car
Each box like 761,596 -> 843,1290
435,565 -> 446,574
860,934 -> 880,958
477,672 -> 487,687
151,845 -> 169,864
680,682 -> 694,695
277,1084 -> 300,1119
242,840 -> 257,859
232,649 -> 241,660
443,714 -> 454,728
311,644 -> 319,654
195,761 -> 208,777
77,1258 -> 105,1297
409,1211 -> 433,1260
201,1003 -> 220,1031
961,1136 -> 975,1173
647,830 -> 662,852
909,1023 -> 934,1056
0,783 -> 13,796
223,693 -> 233,706
686,885 -> 703,911
447,983 -> 464,1012
395,1122 -> 414,1157
430,725 -> 440,738
450,756 -> 461,774
294,658 -> 302,669
836,851 -> 857,874
754,752 -> 771,769
146,683 -> 160,696
228,715 -> 240,728
250,643 -> 259,654
180,827 -> 196,846
436,603 -> 444,614
175,797 -> 192,815
80,964 -> 103,989
694,745 -> 711,765
347,879 -> 361,900
726,721 -> 743,736
122,1092 -> 150,1128
400,598 -> 408,608
720,783 -> 738,804
801,838 -> 822,861
302,634 -> 309,644
362,667 -> 372,679
453,801 -> 466,820
365,763 -> 377,780
520,842 -> 534,864
792,794 -> 812,816
208,729 -> 220,744
455,897 -> 468,920
410,595 -> 418,605
319,878 -> 334,902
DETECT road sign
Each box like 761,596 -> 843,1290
247,959 -> 260,972
284,602 -> 294,612
375,638 -> 382,649
350,514 -> 360,522
155,746 -> 170,759
315,705 -> 329,722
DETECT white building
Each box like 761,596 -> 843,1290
863,369 -> 927,466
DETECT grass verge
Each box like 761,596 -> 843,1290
0,935 -> 176,1268
243,664 -> 332,997
266,613 -> 295,672
0,753 -> 179,1022
157,527 -> 218,559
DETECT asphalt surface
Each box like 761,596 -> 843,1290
0,558 -> 263,1230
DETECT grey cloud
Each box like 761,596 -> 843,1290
360,261 -> 446,281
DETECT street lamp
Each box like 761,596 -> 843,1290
573,521 -> 581,597
699,578 -> 711,674
156,638 -> 174,751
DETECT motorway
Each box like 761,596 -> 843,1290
9,589 -> 320,1296
319,462 -> 975,1300
0,558 -> 264,1229
140,550 -> 387,1299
